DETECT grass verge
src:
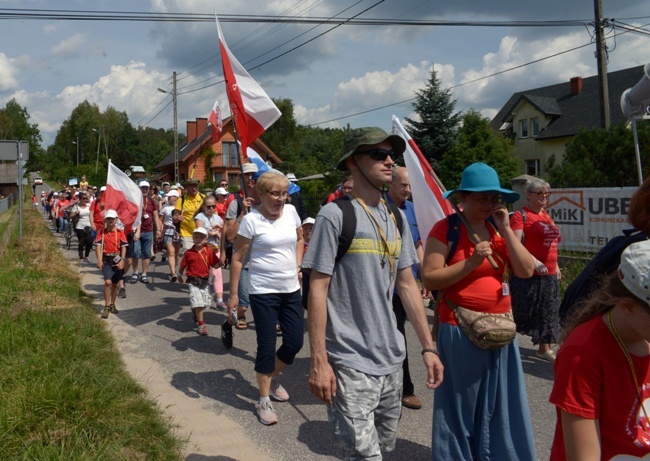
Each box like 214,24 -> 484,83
0,205 -> 185,460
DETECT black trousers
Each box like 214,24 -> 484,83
392,292 -> 414,396
75,228 -> 93,259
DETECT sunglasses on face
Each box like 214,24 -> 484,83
358,148 -> 395,162
205,205 -> 216,209
533,192 -> 551,197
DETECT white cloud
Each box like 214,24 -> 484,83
0,53 -> 19,91
51,33 -> 86,58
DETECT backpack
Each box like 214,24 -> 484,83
559,229 -> 646,322
332,195 -> 404,263
445,213 -> 498,265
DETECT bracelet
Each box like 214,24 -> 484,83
421,348 -> 439,357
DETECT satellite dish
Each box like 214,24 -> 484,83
125,169 -> 132,176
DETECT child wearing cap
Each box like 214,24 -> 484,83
550,239 -> 650,459
178,227 -> 220,336
95,210 -> 128,319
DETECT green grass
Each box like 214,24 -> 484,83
0,205 -> 185,460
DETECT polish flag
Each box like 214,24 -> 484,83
216,16 -> 281,158
104,161 -> 142,234
208,100 -> 223,145
392,115 -> 453,238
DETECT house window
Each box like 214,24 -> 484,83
519,119 -> 528,138
531,117 -> 540,137
213,172 -> 223,184
526,159 -> 540,176
222,142 -> 240,167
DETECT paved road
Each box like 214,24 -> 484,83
36,184 -> 556,460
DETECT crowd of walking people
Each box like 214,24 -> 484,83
36,130 -> 650,460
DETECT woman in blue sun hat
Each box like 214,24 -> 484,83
422,162 -> 537,460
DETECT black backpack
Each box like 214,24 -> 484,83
559,229 -> 647,322
332,195 -> 404,263
301,195 -> 404,310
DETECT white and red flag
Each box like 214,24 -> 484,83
392,115 -> 453,238
104,161 -> 142,234
215,16 -> 281,158
208,100 -> 223,145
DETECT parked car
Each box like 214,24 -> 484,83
34,177 -> 43,185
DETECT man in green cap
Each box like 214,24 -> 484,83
302,127 -> 444,459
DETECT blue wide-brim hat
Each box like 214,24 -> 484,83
442,162 -> 520,204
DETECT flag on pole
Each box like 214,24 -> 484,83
104,161 -> 142,234
216,16 -> 281,158
208,100 -> 223,145
392,115 -> 453,238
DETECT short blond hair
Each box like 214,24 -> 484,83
256,171 -> 289,194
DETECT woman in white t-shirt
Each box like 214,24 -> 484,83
69,192 -> 94,263
194,195 -> 226,310
227,171 -> 304,426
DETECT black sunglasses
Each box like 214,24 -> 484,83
357,148 -> 395,162
205,205 -> 216,209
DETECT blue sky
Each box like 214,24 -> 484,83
1,0 -> 649,147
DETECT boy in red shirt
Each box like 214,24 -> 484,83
178,227 -> 220,336
95,209 -> 128,319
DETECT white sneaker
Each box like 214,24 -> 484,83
270,379 -> 289,402
535,350 -> 557,362
255,400 -> 278,425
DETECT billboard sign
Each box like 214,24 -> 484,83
547,187 -> 637,251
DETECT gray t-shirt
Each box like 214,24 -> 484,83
302,199 -> 418,375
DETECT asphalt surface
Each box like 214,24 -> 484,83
35,182 -> 556,461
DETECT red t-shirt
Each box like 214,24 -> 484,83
92,199 -> 105,231
510,206 -> 561,275
95,228 -> 128,254
180,245 -> 219,278
57,199 -> 70,217
550,315 -> 650,459
215,202 -> 227,220
429,217 -> 510,325
140,196 -> 157,233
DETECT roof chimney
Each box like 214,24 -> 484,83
570,76 -> 583,95
186,121 -> 197,142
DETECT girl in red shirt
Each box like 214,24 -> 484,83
550,240 -> 650,460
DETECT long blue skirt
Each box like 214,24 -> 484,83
432,323 -> 536,461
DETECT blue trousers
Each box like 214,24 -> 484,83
249,290 -> 304,374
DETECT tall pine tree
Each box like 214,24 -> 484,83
404,67 -> 462,165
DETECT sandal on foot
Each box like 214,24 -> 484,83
235,316 -> 248,330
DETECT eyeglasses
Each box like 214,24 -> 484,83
205,205 -> 216,209
220,183 -> 228,186
532,192 -> 551,197
357,148 -> 395,162
266,191 -> 289,200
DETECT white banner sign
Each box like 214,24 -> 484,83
547,187 -> 638,252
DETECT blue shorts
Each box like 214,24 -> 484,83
134,231 -> 153,259
102,264 -> 124,284
238,267 -> 250,308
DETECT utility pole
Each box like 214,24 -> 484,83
594,0 -> 611,129
158,72 -> 179,184
173,71 -> 178,185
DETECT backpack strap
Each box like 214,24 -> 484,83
445,213 -> 461,266
332,196 -> 405,264
333,196 -> 356,264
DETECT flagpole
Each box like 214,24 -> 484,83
393,116 -> 498,270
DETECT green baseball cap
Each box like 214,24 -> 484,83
336,127 -> 406,171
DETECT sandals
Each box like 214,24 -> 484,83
140,274 -> 149,284
235,316 -> 248,330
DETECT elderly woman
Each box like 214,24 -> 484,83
194,195 -> 227,310
422,162 -> 536,460
510,179 -> 562,362
227,171 -> 304,426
